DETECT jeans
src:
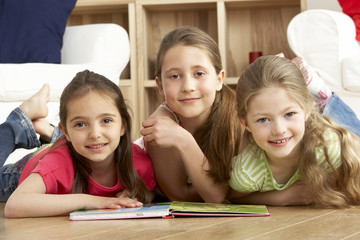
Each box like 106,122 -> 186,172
0,108 -> 40,167
0,107 -> 63,201
322,93 -> 360,137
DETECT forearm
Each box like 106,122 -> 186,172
166,183 -> 204,202
5,192 -> 91,218
5,192 -> 142,218
142,115 -> 227,203
177,132 -> 227,203
5,173 -> 143,218
149,146 -> 202,202
228,183 -> 312,206
232,191 -> 293,206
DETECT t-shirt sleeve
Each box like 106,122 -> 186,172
132,143 -> 156,191
31,145 -> 75,194
229,144 -> 265,193
316,129 -> 342,173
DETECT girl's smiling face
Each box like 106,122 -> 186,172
60,91 -> 125,166
158,45 -> 224,128
243,87 -> 309,164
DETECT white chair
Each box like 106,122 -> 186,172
0,23 -> 130,164
287,9 -> 360,115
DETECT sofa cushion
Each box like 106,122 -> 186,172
287,10 -> 359,92
0,0 -> 76,63
0,63 -> 93,101
342,55 -> 360,92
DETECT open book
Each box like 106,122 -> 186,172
69,202 -> 172,221
69,201 -> 270,221
169,201 -> 270,217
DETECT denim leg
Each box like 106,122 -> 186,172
50,125 -> 63,143
0,108 -> 41,167
322,93 -> 360,137
0,152 -> 34,202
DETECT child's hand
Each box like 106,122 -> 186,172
228,181 -> 312,206
141,116 -> 186,147
84,195 -> 143,210
277,181 -> 313,206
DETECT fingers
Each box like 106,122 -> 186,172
142,116 -> 176,128
85,195 -> 143,210
142,118 -> 156,128
108,197 -> 143,209
141,116 -> 181,146
140,119 -> 159,142
113,191 -> 140,208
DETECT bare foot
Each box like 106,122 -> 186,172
33,118 -> 55,143
20,84 -> 50,120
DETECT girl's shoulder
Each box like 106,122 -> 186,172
230,143 -> 270,192
21,139 -> 71,171
37,139 -> 72,165
232,142 -> 268,173
316,127 -> 342,171
19,138 -> 74,187
233,142 -> 265,164
323,127 -> 341,141
319,127 -> 341,150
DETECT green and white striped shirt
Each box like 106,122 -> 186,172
229,129 -> 342,192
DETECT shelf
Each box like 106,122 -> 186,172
68,0 -> 140,138
118,79 -> 132,87
224,0 -> 300,77
139,2 -> 218,80
73,0 -> 134,11
67,0 -> 303,138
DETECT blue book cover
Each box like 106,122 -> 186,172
69,202 -> 172,221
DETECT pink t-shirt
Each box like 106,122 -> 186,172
19,139 -> 156,196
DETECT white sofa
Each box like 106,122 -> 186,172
0,23 -> 130,164
287,9 -> 360,115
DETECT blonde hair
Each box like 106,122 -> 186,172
155,26 -> 242,184
236,55 -> 360,208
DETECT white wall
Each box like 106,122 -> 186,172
306,0 -> 342,11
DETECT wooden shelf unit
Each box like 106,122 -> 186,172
67,0 -> 141,138
68,0 -> 304,139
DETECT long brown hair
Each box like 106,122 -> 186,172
57,70 -> 152,203
155,26 -> 242,184
237,55 -> 360,208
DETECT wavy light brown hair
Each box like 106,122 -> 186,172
155,26 -> 242,184
56,70 -> 152,203
236,55 -> 360,208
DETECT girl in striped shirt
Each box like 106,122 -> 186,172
228,55 -> 360,208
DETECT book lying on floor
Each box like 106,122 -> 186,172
69,202 -> 173,221
169,201 -> 270,217
69,201 -> 270,221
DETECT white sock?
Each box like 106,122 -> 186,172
292,57 -> 332,110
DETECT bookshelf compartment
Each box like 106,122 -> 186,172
224,1 -> 300,79
141,3 -> 218,81
65,0 -> 303,138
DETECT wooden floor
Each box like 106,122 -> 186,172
1,203 -> 360,239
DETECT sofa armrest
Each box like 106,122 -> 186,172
0,24 -> 130,102
287,10 -> 360,91
342,55 -> 360,91
61,23 -> 130,83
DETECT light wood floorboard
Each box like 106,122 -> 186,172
1,203 -> 360,239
